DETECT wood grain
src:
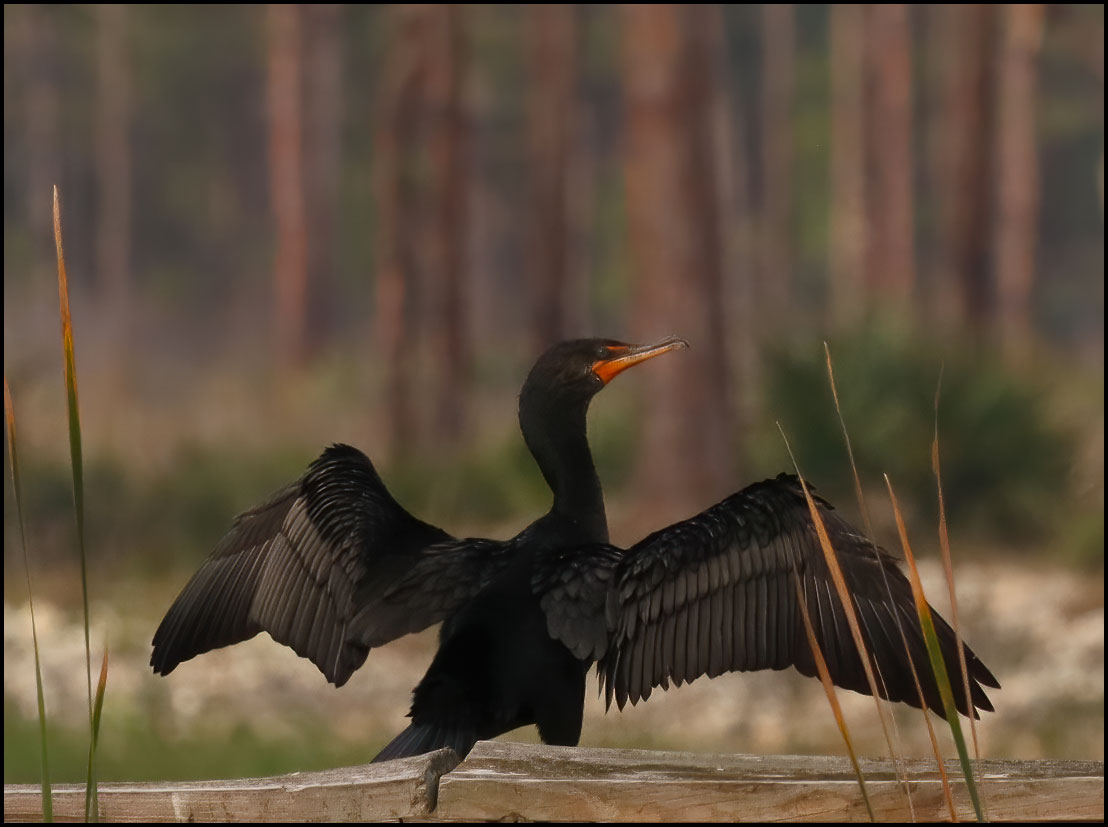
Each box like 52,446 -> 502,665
434,742 -> 1104,823
4,743 -> 1102,822
3,748 -> 458,823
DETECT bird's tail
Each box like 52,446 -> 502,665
371,722 -> 479,763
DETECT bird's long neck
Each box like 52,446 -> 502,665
520,395 -> 609,543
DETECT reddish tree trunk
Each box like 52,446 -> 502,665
684,4 -> 732,440
930,4 -> 996,332
565,5 -> 597,341
995,3 -> 1045,358
303,4 -> 343,355
620,4 -> 733,527
96,4 -> 131,331
864,4 -> 915,307
266,4 -> 308,371
759,4 -> 795,325
526,4 -> 578,351
373,6 -> 431,461
703,4 -> 751,465
93,3 -> 133,423
427,5 -> 471,446
20,5 -> 61,261
829,3 -> 867,328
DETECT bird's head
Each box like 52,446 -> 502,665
520,335 -> 689,413
518,336 -> 688,528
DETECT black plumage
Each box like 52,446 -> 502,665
151,336 -> 998,762
576,475 -> 998,718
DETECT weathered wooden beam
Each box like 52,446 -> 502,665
3,744 -> 1102,822
3,748 -> 458,823
433,742 -> 1104,823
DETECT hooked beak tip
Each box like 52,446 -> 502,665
592,335 -> 689,384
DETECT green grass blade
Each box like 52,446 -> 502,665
5,378 -> 53,822
932,369 -> 985,756
85,648 -> 109,822
54,186 -> 97,820
53,187 -> 93,722
885,474 -> 986,822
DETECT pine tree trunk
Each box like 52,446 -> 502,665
373,5 -> 431,461
702,4 -> 749,474
566,5 -> 598,340
930,4 -> 996,332
92,3 -> 133,436
829,3 -> 866,328
526,4 -> 577,351
428,5 -> 470,447
96,3 -> 131,337
21,6 -> 61,266
303,4 -> 343,356
266,4 -> 308,371
994,3 -> 1045,359
620,4 -> 733,526
864,4 -> 914,308
759,4 -> 795,326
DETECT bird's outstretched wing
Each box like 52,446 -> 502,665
151,444 -> 512,686
541,474 -> 999,718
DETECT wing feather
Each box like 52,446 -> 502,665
720,577 -> 734,673
708,588 -> 724,678
152,444 -> 510,687
642,618 -> 657,703
585,474 -> 998,720
673,605 -> 689,686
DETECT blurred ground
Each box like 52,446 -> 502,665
4,556 -> 1102,783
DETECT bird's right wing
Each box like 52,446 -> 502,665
151,444 -> 513,686
541,474 -> 998,718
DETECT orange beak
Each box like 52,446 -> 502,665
591,335 -> 689,385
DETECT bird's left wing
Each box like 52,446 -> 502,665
151,444 -> 513,686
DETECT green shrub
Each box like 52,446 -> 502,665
757,321 -> 1077,549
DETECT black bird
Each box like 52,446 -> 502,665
151,336 -> 998,761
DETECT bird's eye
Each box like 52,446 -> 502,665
595,345 -> 608,360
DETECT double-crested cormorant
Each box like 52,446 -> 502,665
151,336 -> 998,761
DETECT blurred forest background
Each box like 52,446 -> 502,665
4,4 -> 1103,782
